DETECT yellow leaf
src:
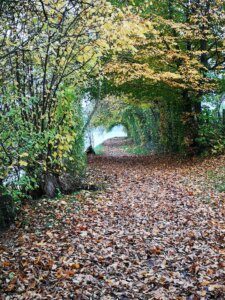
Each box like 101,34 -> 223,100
20,152 -> 29,157
19,160 -> 28,167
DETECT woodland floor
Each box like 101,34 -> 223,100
0,138 -> 224,300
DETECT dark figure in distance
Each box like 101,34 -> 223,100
86,145 -> 96,155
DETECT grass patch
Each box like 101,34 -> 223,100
94,144 -> 104,155
122,144 -> 151,155
206,167 -> 225,192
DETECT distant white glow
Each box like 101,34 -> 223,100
85,125 -> 127,148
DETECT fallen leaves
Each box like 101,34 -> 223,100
0,138 -> 224,299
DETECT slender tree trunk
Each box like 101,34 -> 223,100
42,173 -> 60,198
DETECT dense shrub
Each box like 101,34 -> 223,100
197,109 -> 225,155
0,87 -> 85,200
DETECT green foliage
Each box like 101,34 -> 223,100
0,0 -> 225,204
206,168 -> 225,192
0,0 -> 118,199
197,109 -> 225,155
121,105 -> 159,148
0,86 -> 85,198
159,95 -> 188,154
122,144 -> 150,155
94,144 -> 104,155
105,0 -> 225,155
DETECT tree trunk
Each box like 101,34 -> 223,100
0,187 -> 15,230
42,173 -> 60,198
182,90 -> 200,154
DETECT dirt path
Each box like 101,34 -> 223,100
101,137 -> 134,157
0,138 -> 224,299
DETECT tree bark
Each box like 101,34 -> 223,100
0,187 -> 15,230
42,173 -> 60,198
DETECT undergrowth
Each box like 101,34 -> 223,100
122,144 -> 151,155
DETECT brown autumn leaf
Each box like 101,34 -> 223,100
0,138 -> 224,299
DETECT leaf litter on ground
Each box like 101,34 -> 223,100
0,138 -> 224,299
